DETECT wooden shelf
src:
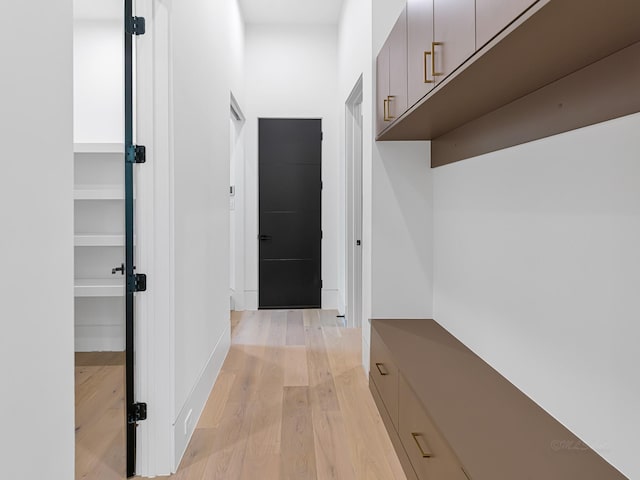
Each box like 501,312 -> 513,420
377,0 -> 640,165
74,143 -> 124,154
74,185 -> 125,200
75,278 -> 125,297
74,235 -> 125,247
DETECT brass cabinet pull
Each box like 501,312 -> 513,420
387,96 -> 396,119
423,51 -> 434,83
411,432 -> 433,458
432,41 -> 443,76
383,98 -> 389,121
375,362 -> 389,375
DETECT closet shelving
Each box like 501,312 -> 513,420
74,142 -> 127,351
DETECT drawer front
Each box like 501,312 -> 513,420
399,375 -> 469,480
370,327 -> 399,429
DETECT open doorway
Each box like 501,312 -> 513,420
345,77 -> 364,328
230,93 -> 246,312
73,0 -> 143,477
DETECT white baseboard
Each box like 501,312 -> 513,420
231,290 -> 246,311
322,289 -> 339,310
337,291 -> 346,316
244,290 -> 258,310
173,323 -> 231,469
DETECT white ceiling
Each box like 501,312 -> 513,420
74,0 -> 122,20
239,0 -> 345,25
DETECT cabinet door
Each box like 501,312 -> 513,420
376,42 -> 390,135
476,0 -> 535,48
407,0 -> 434,107
387,7 -> 408,123
433,0 -> 475,80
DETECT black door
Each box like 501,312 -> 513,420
259,118 -> 322,309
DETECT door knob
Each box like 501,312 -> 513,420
356,240 -> 361,246
259,234 -> 272,241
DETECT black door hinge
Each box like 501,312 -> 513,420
321,132 -> 324,141
128,402 -> 147,424
126,144 -> 146,164
129,273 -> 147,292
127,16 -> 146,35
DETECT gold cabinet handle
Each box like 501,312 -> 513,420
411,432 -> 433,458
432,42 -> 443,77
423,51 -> 434,83
375,362 -> 389,375
387,96 -> 396,119
383,98 -> 389,121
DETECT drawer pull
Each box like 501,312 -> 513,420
423,51 -> 434,83
375,362 -> 389,376
411,432 -> 433,458
432,41 -> 443,77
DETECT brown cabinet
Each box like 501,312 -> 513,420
375,42 -> 390,135
376,7 -> 408,136
475,0 -> 534,48
369,320 -> 629,480
432,0 -> 476,80
369,327 -> 399,429
399,375 -> 469,480
407,0 -> 435,107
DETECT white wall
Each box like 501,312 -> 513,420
0,0 -> 75,477
371,141 -> 433,318
169,0 -> 244,466
433,113 -> 640,479
243,24 -> 340,310
73,20 -> 123,143
338,0 -> 373,365
347,0 -> 432,373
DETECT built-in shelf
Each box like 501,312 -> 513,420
74,235 -> 126,247
74,185 -> 125,200
73,143 -> 124,154
74,278 -> 125,297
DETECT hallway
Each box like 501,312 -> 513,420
171,310 -> 406,479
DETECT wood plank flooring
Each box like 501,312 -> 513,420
74,310 -> 407,479
172,309 -> 407,480
75,352 -> 126,480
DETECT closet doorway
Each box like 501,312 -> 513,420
345,77 -> 364,328
73,0 -> 143,477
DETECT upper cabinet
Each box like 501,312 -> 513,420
476,0 -> 535,48
432,0 -> 476,81
407,0 -> 435,107
376,7 -> 408,135
376,0 -> 640,166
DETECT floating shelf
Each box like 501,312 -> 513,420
74,185 -> 125,200
74,143 -> 124,154
74,278 -> 125,297
74,235 -> 126,247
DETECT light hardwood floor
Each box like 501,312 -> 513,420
75,310 -> 407,479
75,351 -> 126,479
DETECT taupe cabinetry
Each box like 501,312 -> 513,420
399,375 -> 469,480
475,0 -> 534,48
369,320 -> 628,480
369,327 -> 399,429
407,0 -> 435,107
432,0 -> 475,82
376,7 -> 407,135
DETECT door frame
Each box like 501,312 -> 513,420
345,77 -> 364,328
130,0 -> 175,475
